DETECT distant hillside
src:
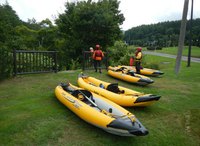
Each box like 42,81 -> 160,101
124,18 -> 200,47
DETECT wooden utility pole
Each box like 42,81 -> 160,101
175,0 -> 189,74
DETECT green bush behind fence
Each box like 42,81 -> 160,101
0,48 -> 13,81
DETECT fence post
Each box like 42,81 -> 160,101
13,49 -> 17,76
82,50 -> 85,71
54,51 -> 58,73
105,52 -> 108,70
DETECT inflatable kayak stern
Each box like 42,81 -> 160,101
107,118 -> 148,136
134,95 -> 161,103
137,78 -> 154,85
152,71 -> 164,76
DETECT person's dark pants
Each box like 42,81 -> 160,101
135,61 -> 141,74
94,60 -> 101,72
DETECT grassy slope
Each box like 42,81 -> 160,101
0,56 -> 200,146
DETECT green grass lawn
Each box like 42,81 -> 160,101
0,56 -> 200,146
149,46 -> 200,58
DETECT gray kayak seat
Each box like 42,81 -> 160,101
60,83 -> 75,93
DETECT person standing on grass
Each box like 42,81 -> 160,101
89,47 -> 94,66
93,44 -> 104,73
135,47 -> 143,74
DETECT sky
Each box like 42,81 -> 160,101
0,0 -> 200,30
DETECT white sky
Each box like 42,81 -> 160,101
0,0 -> 200,30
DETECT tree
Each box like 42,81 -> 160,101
15,25 -> 38,50
0,3 -> 22,80
0,3 -> 22,50
56,0 -> 124,68
37,19 -> 59,50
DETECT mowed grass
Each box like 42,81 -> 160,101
0,56 -> 200,146
153,46 -> 200,58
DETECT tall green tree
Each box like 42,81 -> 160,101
56,0 -> 124,68
0,3 -> 22,50
0,3 -> 22,80
37,19 -> 59,51
15,25 -> 38,50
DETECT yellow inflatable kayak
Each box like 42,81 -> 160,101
78,73 -> 161,107
55,83 -> 148,136
120,65 -> 164,76
108,66 -> 154,85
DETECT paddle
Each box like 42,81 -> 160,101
74,90 -> 118,116
73,89 -> 99,109
72,89 -> 135,121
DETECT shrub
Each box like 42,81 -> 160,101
0,48 -> 13,81
107,41 -> 128,66
69,58 -> 81,70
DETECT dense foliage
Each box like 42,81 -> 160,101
124,19 -> 200,47
0,49 -> 13,80
107,41 -> 160,69
56,0 -> 125,68
0,4 -> 21,80
0,0 -> 124,80
0,4 -> 22,50
0,3 -> 59,80
107,41 -> 130,65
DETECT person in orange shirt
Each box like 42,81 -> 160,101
93,44 -> 104,73
135,47 -> 143,74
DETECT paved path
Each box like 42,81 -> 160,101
144,51 -> 200,63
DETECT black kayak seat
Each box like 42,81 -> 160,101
115,66 -> 126,72
127,70 -> 135,76
72,90 -> 95,105
106,83 -> 124,94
